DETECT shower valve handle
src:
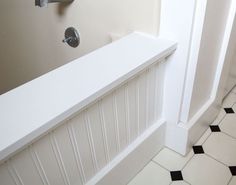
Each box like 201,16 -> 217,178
62,27 -> 80,48
62,37 -> 73,43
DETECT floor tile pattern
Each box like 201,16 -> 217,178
192,146 -> 204,154
128,88 -> 236,185
170,171 -> 183,181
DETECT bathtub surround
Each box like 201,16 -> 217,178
0,33 -> 176,185
1,0 -> 236,185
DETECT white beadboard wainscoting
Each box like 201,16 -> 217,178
0,32 -> 176,185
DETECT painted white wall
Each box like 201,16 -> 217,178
0,0 -> 160,94
188,0 -> 232,120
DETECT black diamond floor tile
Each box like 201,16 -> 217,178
210,125 -> 221,132
229,166 -> 236,176
193,145 -> 204,154
170,171 -> 183,181
224,108 -> 235,114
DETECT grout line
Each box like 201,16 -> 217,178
125,151 -> 163,185
152,146 -> 195,171
151,160 -> 170,172
215,113 -> 227,126
201,130 -> 212,145
204,153 -> 230,168
233,102 -> 236,107
181,153 -> 195,171
231,91 -> 236,95
221,131 -> 236,141
227,176 -> 233,185
152,158 -> 192,184
184,180 -> 191,185
164,146 -> 186,156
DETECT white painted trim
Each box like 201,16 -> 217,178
184,0 -> 236,153
163,0 -> 236,155
212,1 -> 236,102
166,97 -> 218,155
0,33 -> 176,162
180,0 -> 208,123
160,0 -> 197,125
86,119 -> 166,185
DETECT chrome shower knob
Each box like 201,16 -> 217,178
62,27 -> 80,48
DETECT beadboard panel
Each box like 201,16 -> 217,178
0,61 -> 165,185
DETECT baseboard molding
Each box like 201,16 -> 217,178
86,120 -> 166,185
186,99 -> 220,150
165,98 -> 220,155
165,122 -> 189,155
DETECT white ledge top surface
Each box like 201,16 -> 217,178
0,32 -> 176,162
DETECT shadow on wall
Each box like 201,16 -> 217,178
57,2 -> 72,16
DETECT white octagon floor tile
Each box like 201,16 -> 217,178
195,128 -> 211,145
223,92 -> 236,108
211,109 -> 226,125
229,177 -> 236,185
220,113 -> 236,138
153,148 -> 194,171
171,181 -> 190,185
182,155 -> 231,185
203,132 -> 236,166
127,161 -> 171,185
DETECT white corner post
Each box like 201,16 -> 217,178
159,0 -> 199,154
160,0 -> 236,155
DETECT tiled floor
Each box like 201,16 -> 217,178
128,88 -> 236,185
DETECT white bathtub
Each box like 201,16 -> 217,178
0,32 -> 176,185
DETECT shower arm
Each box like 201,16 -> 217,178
35,0 -> 74,7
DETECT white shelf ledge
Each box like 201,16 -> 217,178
0,32 -> 176,162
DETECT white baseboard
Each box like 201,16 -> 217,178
165,98 -> 220,155
165,123 -> 189,155
86,120 -> 166,185
85,98 -> 220,185
186,99 -> 220,150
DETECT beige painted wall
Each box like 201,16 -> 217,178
0,0 -> 160,94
